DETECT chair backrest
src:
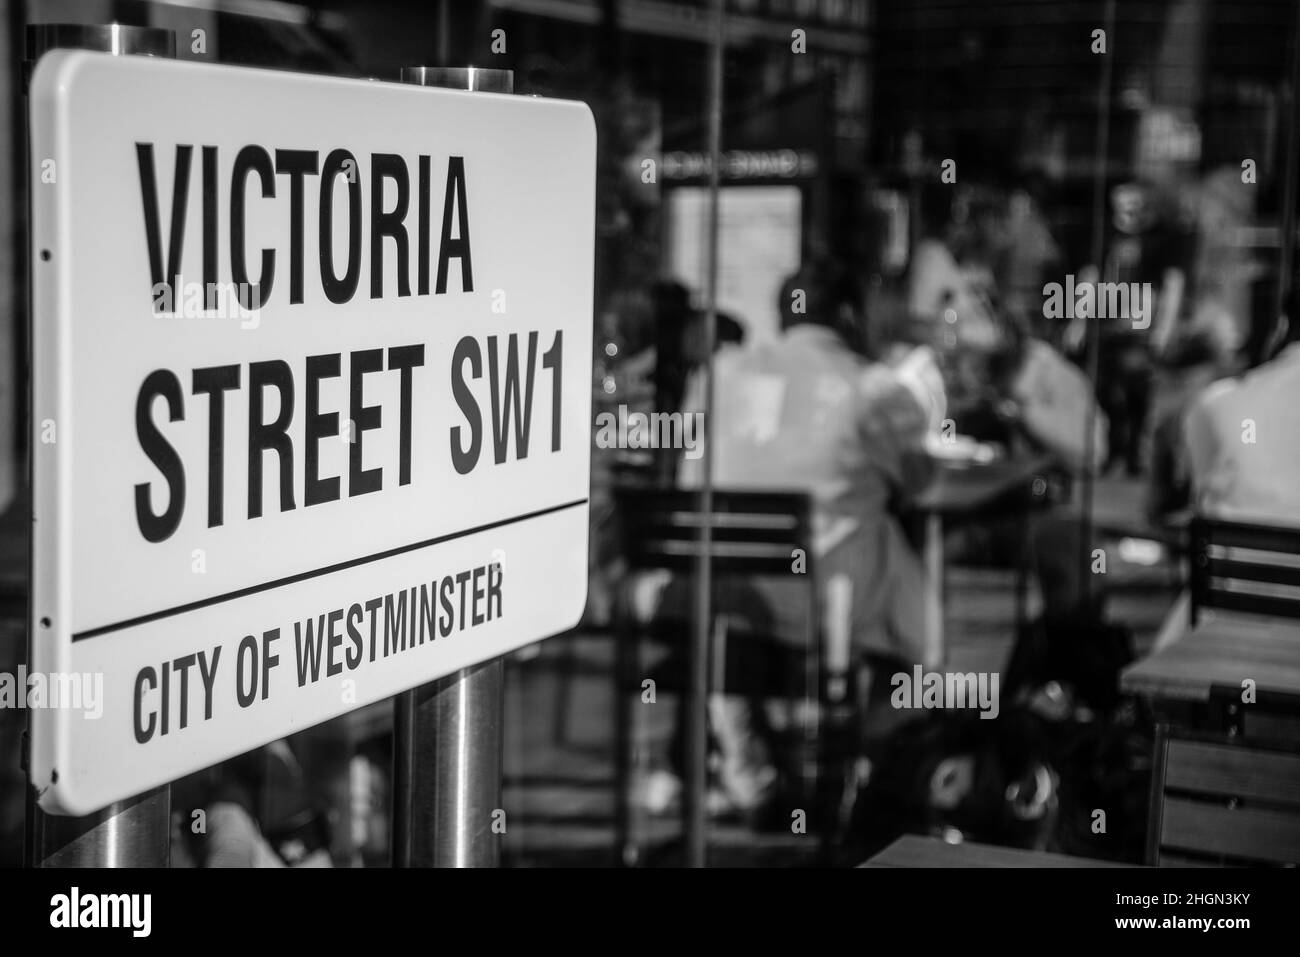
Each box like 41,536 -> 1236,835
615,486 -> 819,698
1189,516 -> 1300,624
615,486 -> 815,578
1147,726 -> 1300,866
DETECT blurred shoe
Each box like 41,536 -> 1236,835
629,569 -> 672,622
707,694 -> 779,813
633,769 -> 681,816
1024,680 -> 1073,722
719,758 -> 778,815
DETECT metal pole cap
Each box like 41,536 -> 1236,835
400,66 -> 513,93
25,23 -> 177,88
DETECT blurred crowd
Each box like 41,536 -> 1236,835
591,163 -> 1299,857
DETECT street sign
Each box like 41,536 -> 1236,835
28,51 -> 594,815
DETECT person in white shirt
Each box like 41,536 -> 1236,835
1151,288 -> 1300,651
680,261 -> 946,672
1183,313 -> 1300,524
637,259 -> 945,818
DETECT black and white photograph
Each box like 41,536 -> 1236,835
0,0 -> 1296,937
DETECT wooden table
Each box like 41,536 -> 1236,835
912,454 -> 1054,516
908,455 -> 1054,665
1121,612 -> 1300,703
861,834 -> 1130,868
1123,613 -> 1300,865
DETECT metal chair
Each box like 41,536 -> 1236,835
1189,516 -> 1300,625
610,486 -> 829,865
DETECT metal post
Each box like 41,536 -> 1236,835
23,22 -> 175,869
392,64 -> 512,869
1276,4 -> 1300,319
686,0 -> 725,870
23,23 -> 176,88
393,662 -> 504,867
28,787 -> 171,867
1079,0 -> 1115,613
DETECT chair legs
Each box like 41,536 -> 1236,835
611,602 -> 848,865
550,636 -> 575,747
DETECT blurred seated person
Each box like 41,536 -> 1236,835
953,312 -> 1108,474
907,184 -> 1006,353
620,303 -> 745,409
682,261 -> 945,665
634,257 -> 946,818
941,309 -> 1110,622
617,299 -> 744,481
1150,284 -> 1300,651
1140,192 -> 1245,518
643,280 -> 746,416
1143,294 -> 1242,525
649,280 -> 695,416
1184,287 -> 1300,519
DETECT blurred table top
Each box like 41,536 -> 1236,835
910,454 -> 1054,516
861,834 -> 1129,868
1121,612 -> 1300,703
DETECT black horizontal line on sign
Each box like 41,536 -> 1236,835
72,498 -> 589,642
